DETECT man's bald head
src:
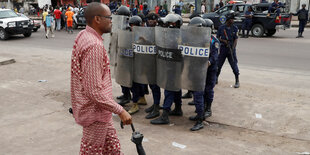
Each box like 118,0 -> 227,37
85,2 -> 110,25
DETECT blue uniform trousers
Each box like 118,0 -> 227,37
149,84 -> 161,105
299,20 -> 307,34
193,91 -> 205,117
163,90 -> 182,111
121,86 -> 131,97
131,82 -> 145,103
204,69 -> 217,105
242,19 -> 252,35
217,46 -> 239,76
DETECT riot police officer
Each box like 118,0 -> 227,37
186,17 -> 219,131
127,15 -> 148,115
241,7 -> 253,38
114,6 -> 132,105
151,14 -> 183,125
216,11 -> 240,88
203,19 -> 219,119
143,13 -> 162,119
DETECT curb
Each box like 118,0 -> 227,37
0,57 -> 15,66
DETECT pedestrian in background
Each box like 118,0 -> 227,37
42,8 -> 48,32
54,6 -> 62,31
71,3 -> 132,154
163,1 -> 168,13
45,12 -> 55,39
158,5 -> 167,17
219,0 -> 224,8
201,3 -> 206,14
292,4 -> 309,38
65,7 -> 74,33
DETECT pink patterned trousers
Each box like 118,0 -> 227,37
80,121 -> 123,155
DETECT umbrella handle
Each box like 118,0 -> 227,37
120,122 -> 135,132
136,144 -> 146,155
131,124 -> 135,132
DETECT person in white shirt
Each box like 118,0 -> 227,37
201,4 -> 206,13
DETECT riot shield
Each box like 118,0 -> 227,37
111,15 -> 129,33
132,26 -> 156,85
115,30 -> 134,88
155,26 -> 183,91
179,26 -> 211,91
109,15 -> 129,67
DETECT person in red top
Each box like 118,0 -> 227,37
155,5 -> 160,14
139,3 -> 143,12
71,2 -> 132,154
53,6 -> 62,31
65,7 -> 74,33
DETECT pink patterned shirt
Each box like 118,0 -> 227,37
71,26 -> 123,127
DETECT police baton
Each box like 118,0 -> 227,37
120,122 -> 146,155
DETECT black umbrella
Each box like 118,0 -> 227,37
121,122 -> 146,155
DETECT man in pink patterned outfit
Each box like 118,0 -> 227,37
71,3 -> 132,154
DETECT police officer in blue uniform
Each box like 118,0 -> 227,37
144,13 -> 162,119
292,4 -> 309,38
187,17 -> 219,131
241,7 -> 253,38
151,14 -> 183,125
267,0 -> 283,18
216,11 -> 240,88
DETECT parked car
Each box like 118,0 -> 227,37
73,7 -> 86,29
0,9 -> 33,40
201,3 -> 292,37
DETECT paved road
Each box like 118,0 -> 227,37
1,27 -> 310,154
5,27 -> 310,73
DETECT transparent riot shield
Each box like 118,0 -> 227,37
115,30 -> 134,87
179,26 -> 211,91
132,26 -> 156,85
155,26 -> 183,91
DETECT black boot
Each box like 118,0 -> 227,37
169,104 -> 183,116
145,104 -> 154,113
116,94 -> 126,100
188,100 -> 195,106
145,104 -> 160,119
118,95 -> 131,106
204,102 -> 212,118
150,109 -> 170,124
234,74 -> 240,88
189,114 -> 199,121
181,91 -> 192,99
204,110 -> 212,118
190,117 -> 204,131
216,77 -> 218,84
